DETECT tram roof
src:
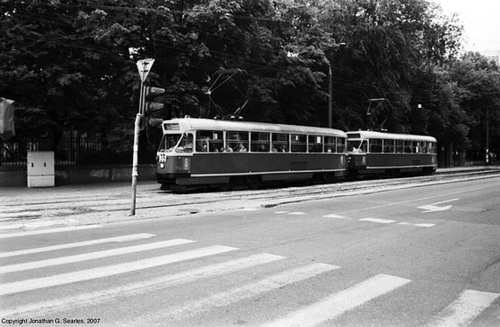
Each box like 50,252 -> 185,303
346,130 -> 437,142
163,118 -> 347,137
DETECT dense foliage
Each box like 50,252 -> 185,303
1,0 -> 499,163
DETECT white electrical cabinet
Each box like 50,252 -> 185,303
27,151 -> 55,187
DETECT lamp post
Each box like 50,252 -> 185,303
328,64 -> 332,128
486,108 -> 490,165
327,42 -> 346,129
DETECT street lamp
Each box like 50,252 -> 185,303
327,42 -> 346,129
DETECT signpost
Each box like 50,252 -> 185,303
131,59 -> 155,216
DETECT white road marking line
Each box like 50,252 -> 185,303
240,208 -> 260,211
0,245 -> 237,296
0,225 -> 102,239
288,212 -> 306,215
398,222 -> 436,228
0,238 -> 193,274
323,214 -> 349,219
144,263 -> 338,323
359,218 -> 396,224
261,274 -> 411,327
274,211 -> 289,214
413,223 -> 436,228
0,233 -> 156,259
425,290 -> 500,327
432,198 -> 460,206
1,253 -> 284,317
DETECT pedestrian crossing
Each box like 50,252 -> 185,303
1,226 -> 498,326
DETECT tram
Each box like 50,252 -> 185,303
156,118 -> 348,191
346,131 -> 437,177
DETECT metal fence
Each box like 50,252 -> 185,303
0,131 -> 141,166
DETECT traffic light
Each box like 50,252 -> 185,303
144,86 -> 165,114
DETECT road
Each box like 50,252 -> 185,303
1,171 -> 500,326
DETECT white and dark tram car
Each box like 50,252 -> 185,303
346,131 -> 437,177
155,118 -> 438,191
156,118 -> 348,191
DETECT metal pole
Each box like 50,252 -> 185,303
130,112 -> 142,216
486,108 -> 490,165
328,64 -> 332,129
131,81 -> 144,216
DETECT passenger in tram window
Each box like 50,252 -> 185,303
234,143 -> 247,152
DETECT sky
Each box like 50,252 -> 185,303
432,0 -> 500,52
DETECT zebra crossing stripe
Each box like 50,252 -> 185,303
0,233 -> 156,259
0,238 -> 193,274
0,245 -> 237,296
0,253 -> 284,317
0,225 -> 102,239
425,290 -> 500,327
261,274 -> 411,327
140,263 -> 338,324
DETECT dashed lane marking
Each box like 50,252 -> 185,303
398,222 -> 436,228
358,218 -> 396,224
323,214 -> 350,219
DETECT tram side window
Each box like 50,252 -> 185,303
369,139 -> 383,153
272,133 -> 289,152
195,130 -> 223,152
226,131 -> 249,152
291,134 -> 307,152
395,140 -> 404,153
383,139 -> 394,153
250,132 -> 270,152
337,137 -> 346,153
308,135 -> 323,153
420,142 -> 428,154
415,142 -> 421,153
325,136 -> 336,153
428,142 -> 436,153
404,141 -> 414,153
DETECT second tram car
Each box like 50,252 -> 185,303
347,131 -> 437,177
156,118 -> 348,191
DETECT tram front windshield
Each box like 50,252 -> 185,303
158,133 -> 193,153
347,139 -> 367,153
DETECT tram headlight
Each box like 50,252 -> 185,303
160,163 -> 165,169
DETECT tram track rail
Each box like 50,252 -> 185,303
1,168 -> 499,225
